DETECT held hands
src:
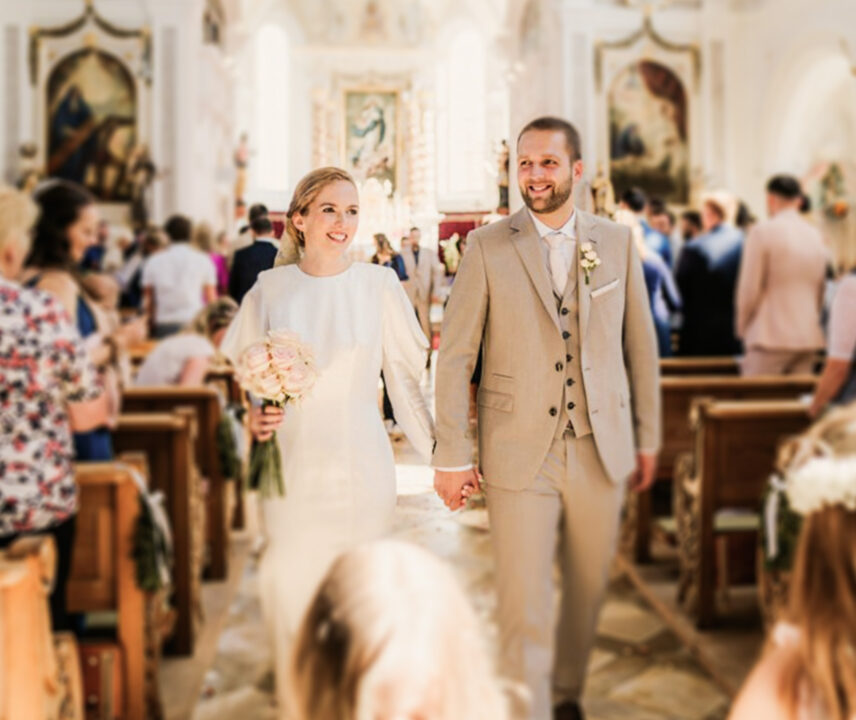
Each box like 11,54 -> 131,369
434,468 -> 481,511
629,451 -> 658,493
249,405 -> 285,442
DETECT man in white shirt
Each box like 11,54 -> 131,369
142,215 -> 217,338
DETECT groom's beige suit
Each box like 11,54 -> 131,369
433,207 -> 660,718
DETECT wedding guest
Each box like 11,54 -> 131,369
229,202 -> 268,265
676,191 -> 743,356
291,540 -> 512,720
400,226 -> 444,345
118,226 -> 167,310
729,404 -> 856,720
229,215 -> 279,304
194,221 -> 230,296
142,214 -> 217,338
645,197 -> 674,267
809,263 -> 856,415
0,184 -> 108,631
737,175 -> 828,376
370,233 -> 408,281
24,180 -> 146,461
680,210 -> 703,242
135,298 -> 237,387
735,200 -> 757,233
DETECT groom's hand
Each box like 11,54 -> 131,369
629,452 -> 658,493
434,468 -> 481,511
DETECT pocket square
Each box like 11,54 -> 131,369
591,278 -> 620,298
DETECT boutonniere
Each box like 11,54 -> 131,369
579,242 -> 601,285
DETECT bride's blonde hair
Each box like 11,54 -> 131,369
275,167 -> 356,267
289,540 -> 512,720
776,404 -> 856,720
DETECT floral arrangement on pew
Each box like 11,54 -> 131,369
235,330 -> 318,497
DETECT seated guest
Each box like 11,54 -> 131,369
24,180 -> 146,461
737,175 -> 828,376
0,185 -> 109,631
729,404 -> 856,720
291,541 -> 513,720
229,215 -> 279,304
142,214 -> 217,338
676,191 -> 744,356
194,221 -> 230,297
135,298 -> 237,387
809,263 -> 856,416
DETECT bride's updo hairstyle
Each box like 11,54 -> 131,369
289,540 -> 513,720
275,167 -> 357,267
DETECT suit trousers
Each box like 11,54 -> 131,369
741,348 -> 817,376
485,428 -> 624,720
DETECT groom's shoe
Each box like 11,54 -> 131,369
553,701 -> 584,720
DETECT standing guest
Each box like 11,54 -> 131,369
645,197 -> 674,267
0,185 -> 109,631
371,233 -> 409,434
735,201 -> 757,233
142,214 -> 217,338
117,227 -> 167,310
737,175 -> 828,376
229,202 -> 268,266
676,191 -> 744,356
79,218 -> 110,271
809,263 -> 856,416
400,226 -> 444,345
370,232 -> 408,281
135,298 -> 238,387
729,405 -> 856,720
679,210 -> 703,242
24,180 -> 146,461
291,541 -> 512,720
229,215 -> 279,304
194,221 -> 230,297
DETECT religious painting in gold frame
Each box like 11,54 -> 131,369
342,88 -> 400,196
46,48 -> 137,202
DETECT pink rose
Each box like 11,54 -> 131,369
283,363 -> 317,397
239,343 -> 270,374
269,345 -> 299,373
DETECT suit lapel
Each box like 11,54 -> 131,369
510,208 -> 560,331
576,211 -> 597,341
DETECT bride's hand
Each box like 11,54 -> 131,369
250,405 -> 285,441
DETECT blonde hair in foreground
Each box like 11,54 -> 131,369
777,402 -> 856,720
0,184 -> 39,253
290,540 -> 511,720
275,167 -> 356,267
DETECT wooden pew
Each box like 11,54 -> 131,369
127,340 -> 158,369
112,412 -> 200,656
659,357 -> 741,376
631,374 -> 817,562
69,461 -> 147,720
123,386 -> 230,580
675,399 -> 812,627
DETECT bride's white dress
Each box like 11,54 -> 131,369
220,262 -> 434,711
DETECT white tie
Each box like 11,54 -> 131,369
546,232 -> 569,296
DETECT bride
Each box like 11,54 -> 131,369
220,167 -> 434,713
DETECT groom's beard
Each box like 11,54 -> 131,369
520,175 -> 574,215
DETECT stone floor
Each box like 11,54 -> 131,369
175,441 -> 733,720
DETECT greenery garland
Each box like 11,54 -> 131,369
133,495 -> 171,593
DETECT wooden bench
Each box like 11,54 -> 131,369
631,375 -> 817,562
659,357 -> 741,376
123,386 -> 230,580
674,399 -> 812,627
127,340 -> 158,368
69,461 -> 147,720
112,412 -> 201,656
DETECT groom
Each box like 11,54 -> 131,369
433,117 -> 660,720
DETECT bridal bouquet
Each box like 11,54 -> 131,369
235,330 -> 318,497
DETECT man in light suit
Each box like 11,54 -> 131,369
400,226 -> 444,342
433,117 -> 660,720
736,175 -> 828,376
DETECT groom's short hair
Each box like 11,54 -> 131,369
517,117 -> 582,162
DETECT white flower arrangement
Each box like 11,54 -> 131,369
785,455 -> 856,515
579,242 -> 601,285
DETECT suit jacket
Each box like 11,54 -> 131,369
736,209 -> 828,351
400,246 -> 443,308
229,239 -> 279,304
433,208 -> 660,490
676,224 -> 744,356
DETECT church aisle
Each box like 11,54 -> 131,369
183,437 -> 730,720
